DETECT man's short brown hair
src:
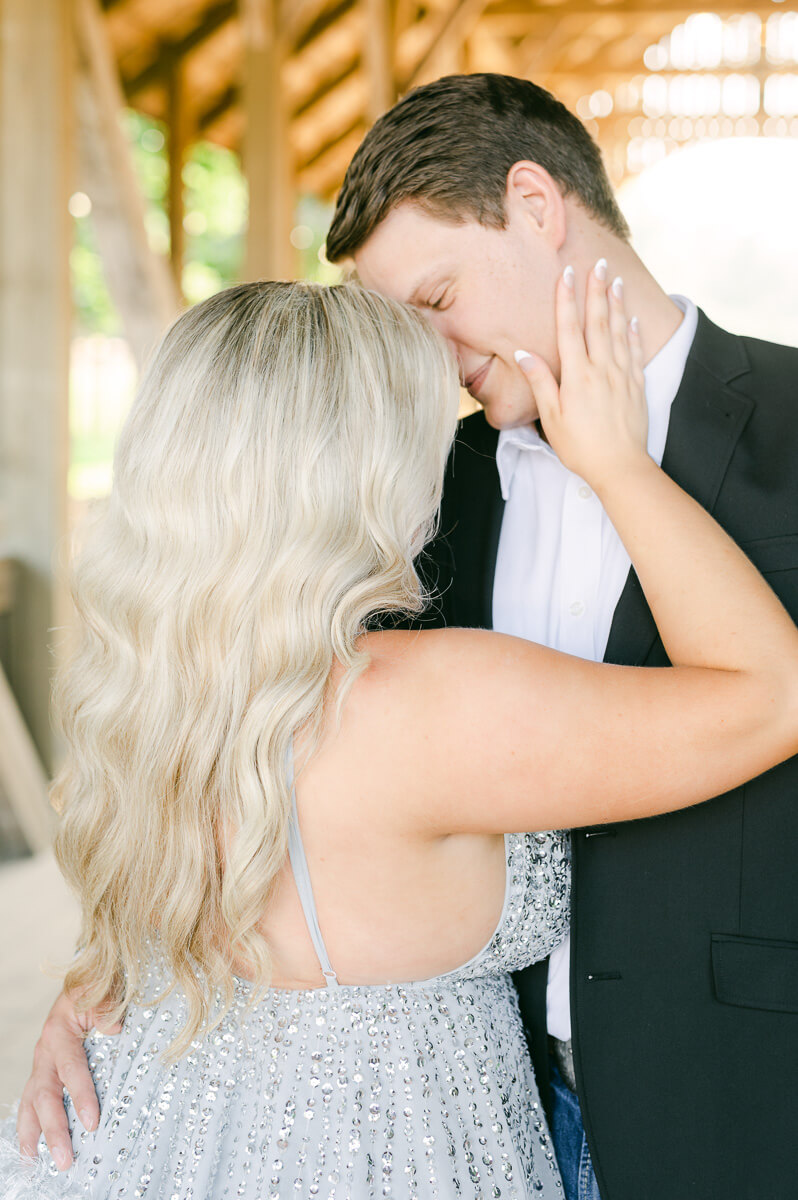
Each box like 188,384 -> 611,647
326,73 -> 630,262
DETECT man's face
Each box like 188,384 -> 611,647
354,201 -> 562,429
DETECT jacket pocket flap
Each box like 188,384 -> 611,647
712,933 -> 798,1013
741,535 -> 798,574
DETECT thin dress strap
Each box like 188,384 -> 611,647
285,733 -> 340,988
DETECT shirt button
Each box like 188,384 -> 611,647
569,601 -> 585,617
578,485 -> 592,500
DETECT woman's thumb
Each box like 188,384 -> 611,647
513,349 -> 559,421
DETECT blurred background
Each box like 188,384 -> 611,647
1,0 -> 797,1107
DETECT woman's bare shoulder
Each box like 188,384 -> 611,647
350,627 -> 512,696
358,626 -> 505,664
331,627 -> 529,742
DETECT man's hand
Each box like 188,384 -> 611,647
16,988 -> 122,1171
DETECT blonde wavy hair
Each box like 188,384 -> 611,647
52,281 -> 460,1057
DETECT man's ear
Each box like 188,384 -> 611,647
505,161 -> 567,250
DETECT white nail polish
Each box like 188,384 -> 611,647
630,316 -> 639,334
514,349 -> 533,364
594,258 -> 607,280
612,276 -> 623,298
563,265 -> 575,288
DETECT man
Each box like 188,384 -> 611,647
19,74 -> 798,1199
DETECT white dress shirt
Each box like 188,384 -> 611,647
492,296 -> 699,1042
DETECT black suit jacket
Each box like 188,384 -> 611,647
415,311 -> 798,1199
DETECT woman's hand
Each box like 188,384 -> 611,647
514,260 -> 648,490
16,988 -> 121,1170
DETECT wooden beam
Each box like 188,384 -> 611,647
282,0 -> 335,45
292,0 -> 355,54
124,2 -> 237,99
198,15 -> 364,134
0,0 -> 72,779
74,0 -> 181,367
485,0 -> 782,14
0,662 -> 53,852
298,124 -> 366,197
166,48 -> 189,293
198,84 -> 239,134
197,54 -> 360,142
0,559 -> 13,616
401,0 -> 491,90
242,0 -> 296,280
284,5 -> 364,113
362,0 -> 394,123
293,58 -> 361,120
293,70 -> 369,160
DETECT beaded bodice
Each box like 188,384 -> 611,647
426,828 -> 570,984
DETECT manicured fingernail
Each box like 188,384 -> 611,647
594,257 -> 607,280
514,349 -> 537,370
612,275 -> 623,298
563,265 -> 575,288
53,1146 -> 71,1170
79,1108 -> 96,1131
630,316 -> 639,333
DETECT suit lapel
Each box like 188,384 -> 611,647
604,311 -> 755,667
483,485 -> 504,626
445,417 -> 504,629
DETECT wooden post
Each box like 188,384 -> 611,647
0,0 -> 72,781
405,0 -> 489,90
166,47 -> 188,294
242,0 -> 295,281
0,557 -> 52,850
0,657 -> 53,852
74,0 -> 180,369
363,0 -> 394,124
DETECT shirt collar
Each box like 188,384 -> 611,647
495,294 -> 698,500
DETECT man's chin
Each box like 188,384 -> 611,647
480,400 -> 540,431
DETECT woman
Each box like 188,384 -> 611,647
3,269 -> 797,1199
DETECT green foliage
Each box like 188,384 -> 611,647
180,138 -> 247,303
70,223 -> 121,336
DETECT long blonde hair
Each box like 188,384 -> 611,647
53,281 -> 460,1056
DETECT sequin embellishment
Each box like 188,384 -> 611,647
0,830 -> 570,1199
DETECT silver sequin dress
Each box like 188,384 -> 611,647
0,741 -> 570,1200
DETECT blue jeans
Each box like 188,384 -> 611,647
548,1058 -> 603,1200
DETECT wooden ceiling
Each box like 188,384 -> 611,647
102,0 -> 794,197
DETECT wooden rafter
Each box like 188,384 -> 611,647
96,0 -> 793,202
0,658 -> 53,853
124,1 -> 236,97
74,0 -> 181,363
486,0 -> 783,15
293,0 -> 355,53
398,0 -> 490,87
363,0 -> 395,121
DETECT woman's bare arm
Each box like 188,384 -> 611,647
385,268 -> 798,835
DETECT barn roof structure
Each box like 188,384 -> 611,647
103,0 -> 797,199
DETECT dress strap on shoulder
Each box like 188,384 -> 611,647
285,733 -> 340,988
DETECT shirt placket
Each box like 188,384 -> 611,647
558,476 -> 602,659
